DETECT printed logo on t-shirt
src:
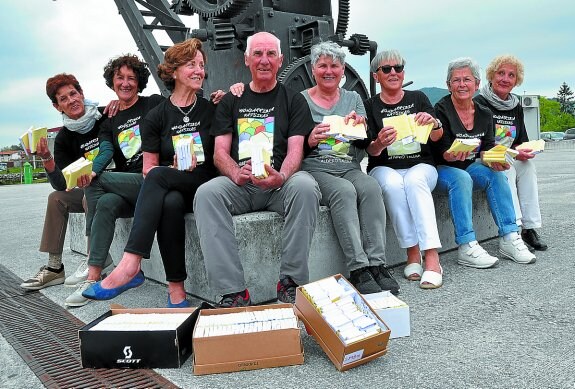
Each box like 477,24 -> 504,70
117,124 -> 142,159
494,124 -> 516,147
172,132 -> 204,163
84,147 -> 99,161
237,117 -> 274,166
387,141 -> 421,158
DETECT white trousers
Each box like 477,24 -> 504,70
505,159 -> 542,229
370,163 -> 442,250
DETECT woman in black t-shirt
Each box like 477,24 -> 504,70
83,38 -> 219,308
475,55 -> 547,251
433,57 -> 535,269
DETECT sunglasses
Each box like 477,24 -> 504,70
377,64 -> 404,74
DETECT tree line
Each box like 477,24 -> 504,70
540,82 -> 575,132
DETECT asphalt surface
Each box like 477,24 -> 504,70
1,145 -> 574,389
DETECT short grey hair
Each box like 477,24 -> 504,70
370,50 -> 406,73
245,32 -> 282,56
310,41 -> 346,66
446,57 -> 481,82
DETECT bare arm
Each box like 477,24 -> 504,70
143,151 -> 160,177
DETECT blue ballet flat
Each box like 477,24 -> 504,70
82,271 -> 145,300
167,294 -> 191,308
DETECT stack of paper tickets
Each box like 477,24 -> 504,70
446,138 -> 481,153
483,144 -> 519,165
323,115 -> 368,140
516,139 -> 545,154
382,113 -> 434,144
62,157 -> 93,190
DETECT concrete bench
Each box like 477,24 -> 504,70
69,191 -> 497,304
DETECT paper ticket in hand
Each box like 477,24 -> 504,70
516,139 -> 545,154
19,126 -> 48,155
251,144 -> 271,179
446,138 -> 481,153
62,157 -> 93,190
382,114 -> 433,144
174,137 -> 195,171
323,115 -> 367,140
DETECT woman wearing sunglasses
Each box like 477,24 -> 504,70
363,49 -> 444,289
433,57 -> 535,270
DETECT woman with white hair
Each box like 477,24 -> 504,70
433,57 -> 535,269
364,49 -> 444,289
304,41 -> 399,295
474,55 -> 547,251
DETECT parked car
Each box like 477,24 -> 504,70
541,132 -> 565,142
563,128 -> 575,140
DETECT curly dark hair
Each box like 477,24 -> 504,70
103,54 -> 150,92
45,73 -> 83,104
157,38 -> 206,92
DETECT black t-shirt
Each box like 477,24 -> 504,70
211,83 -> 314,171
433,95 -> 495,170
474,94 -> 528,148
141,95 -> 217,176
364,90 -> 436,171
99,94 -> 165,173
54,112 -> 106,170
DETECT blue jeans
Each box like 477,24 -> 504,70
435,162 -> 518,245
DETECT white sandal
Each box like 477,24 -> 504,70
419,265 -> 443,289
403,258 -> 423,281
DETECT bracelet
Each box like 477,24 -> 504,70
41,155 -> 54,162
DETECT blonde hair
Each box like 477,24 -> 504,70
485,54 -> 524,86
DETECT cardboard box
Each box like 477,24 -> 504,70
295,274 -> 391,371
363,291 -> 410,339
79,304 -> 201,369
192,303 -> 304,375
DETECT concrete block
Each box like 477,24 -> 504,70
68,192 -> 497,304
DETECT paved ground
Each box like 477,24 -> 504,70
1,146 -> 574,389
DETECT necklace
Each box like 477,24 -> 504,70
173,96 -> 197,123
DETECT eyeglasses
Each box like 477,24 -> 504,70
450,77 -> 476,85
377,64 -> 404,74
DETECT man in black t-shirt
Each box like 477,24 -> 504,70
194,32 -> 320,307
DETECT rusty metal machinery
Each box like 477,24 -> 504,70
113,0 -> 377,98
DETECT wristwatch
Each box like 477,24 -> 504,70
433,119 -> 443,130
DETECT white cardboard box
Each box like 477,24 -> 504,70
363,291 -> 410,339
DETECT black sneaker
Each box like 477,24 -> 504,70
369,265 -> 400,295
277,275 -> 298,304
348,267 -> 382,294
217,289 -> 251,308
521,228 -> 548,251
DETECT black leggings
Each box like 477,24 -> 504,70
125,166 -> 215,282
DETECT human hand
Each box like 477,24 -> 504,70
343,110 -> 366,126
308,123 -> 331,148
375,126 -> 397,148
229,83 -> 244,97
488,161 -> 510,171
234,161 -> 252,186
74,172 -> 95,190
251,165 -> 283,190
103,100 -> 120,117
413,112 -> 436,126
445,150 -> 470,162
515,149 -> 535,161
210,90 -> 226,104
36,137 -> 51,159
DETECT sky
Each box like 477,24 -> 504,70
0,0 -> 574,148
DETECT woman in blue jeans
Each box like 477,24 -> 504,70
432,57 -> 535,268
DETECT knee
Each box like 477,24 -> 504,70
96,193 -> 125,214
194,179 -> 222,210
329,180 -> 357,205
163,191 -> 185,213
289,172 -> 321,202
356,175 -> 382,199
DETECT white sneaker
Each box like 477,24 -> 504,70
499,237 -> 536,264
64,253 -> 114,287
458,241 -> 499,268
64,258 -> 88,287
65,280 -> 95,307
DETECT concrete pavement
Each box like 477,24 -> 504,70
1,146 -> 574,389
